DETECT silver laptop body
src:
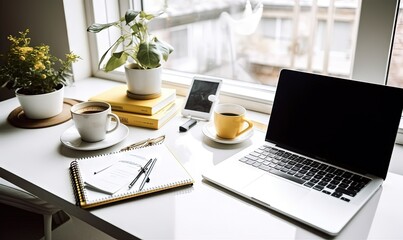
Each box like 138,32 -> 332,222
202,69 -> 403,236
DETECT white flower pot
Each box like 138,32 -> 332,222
16,85 -> 64,119
125,63 -> 162,96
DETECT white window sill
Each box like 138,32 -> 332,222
91,68 -> 275,114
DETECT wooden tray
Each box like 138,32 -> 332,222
7,98 -> 80,129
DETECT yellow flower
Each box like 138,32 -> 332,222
34,61 -> 45,70
0,29 -> 80,95
18,47 -> 33,54
66,53 -> 80,62
37,51 -> 45,59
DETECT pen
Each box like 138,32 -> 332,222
94,164 -> 113,175
139,158 -> 157,191
128,158 -> 153,190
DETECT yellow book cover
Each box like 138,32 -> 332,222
89,85 -> 176,115
114,99 -> 181,129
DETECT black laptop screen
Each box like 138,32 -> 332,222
266,69 -> 403,179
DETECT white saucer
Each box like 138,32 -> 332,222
60,124 -> 129,151
202,122 -> 253,144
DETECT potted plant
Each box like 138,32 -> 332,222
87,9 -> 173,98
0,29 -> 80,119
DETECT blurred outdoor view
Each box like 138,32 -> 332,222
144,0 -> 403,89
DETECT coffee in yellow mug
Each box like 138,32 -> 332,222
214,104 -> 253,139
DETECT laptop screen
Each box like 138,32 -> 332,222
266,69 -> 403,179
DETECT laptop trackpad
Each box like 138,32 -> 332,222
243,173 -> 310,210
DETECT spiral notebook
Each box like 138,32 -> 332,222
70,141 -> 194,209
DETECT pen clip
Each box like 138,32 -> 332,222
128,158 -> 153,190
138,158 -> 157,191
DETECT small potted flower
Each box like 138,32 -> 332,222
0,29 -> 80,119
87,9 -> 173,98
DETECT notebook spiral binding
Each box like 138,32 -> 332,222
69,135 -> 169,208
69,160 -> 86,207
70,150 -> 126,207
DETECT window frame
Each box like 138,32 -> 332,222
352,0 -> 400,85
84,0 -> 400,114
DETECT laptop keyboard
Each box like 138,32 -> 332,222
239,145 -> 371,202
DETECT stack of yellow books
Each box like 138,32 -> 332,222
89,85 -> 180,129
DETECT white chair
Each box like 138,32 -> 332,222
0,178 -> 66,240
219,1 -> 263,79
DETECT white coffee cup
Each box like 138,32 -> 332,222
70,101 -> 120,142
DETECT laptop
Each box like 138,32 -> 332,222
202,69 -> 403,236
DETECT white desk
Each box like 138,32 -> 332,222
1,78 -> 403,239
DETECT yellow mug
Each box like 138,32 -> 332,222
214,104 -> 254,139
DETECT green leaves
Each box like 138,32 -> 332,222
104,51 -> 128,72
125,10 -> 139,25
130,23 -> 145,35
87,9 -> 174,72
87,21 -> 119,33
137,42 -> 161,69
140,11 -> 156,20
136,38 -> 174,69
98,36 -> 125,72
154,38 -> 174,62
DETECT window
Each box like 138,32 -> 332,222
86,0 -> 400,113
144,0 -> 358,84
388,2 -> 403,89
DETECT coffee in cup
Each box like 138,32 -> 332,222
70,101 -> 120,142
214,103 -> 253,139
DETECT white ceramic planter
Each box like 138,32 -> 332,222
125,63 -> 162,95
16,85 -> 64,119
